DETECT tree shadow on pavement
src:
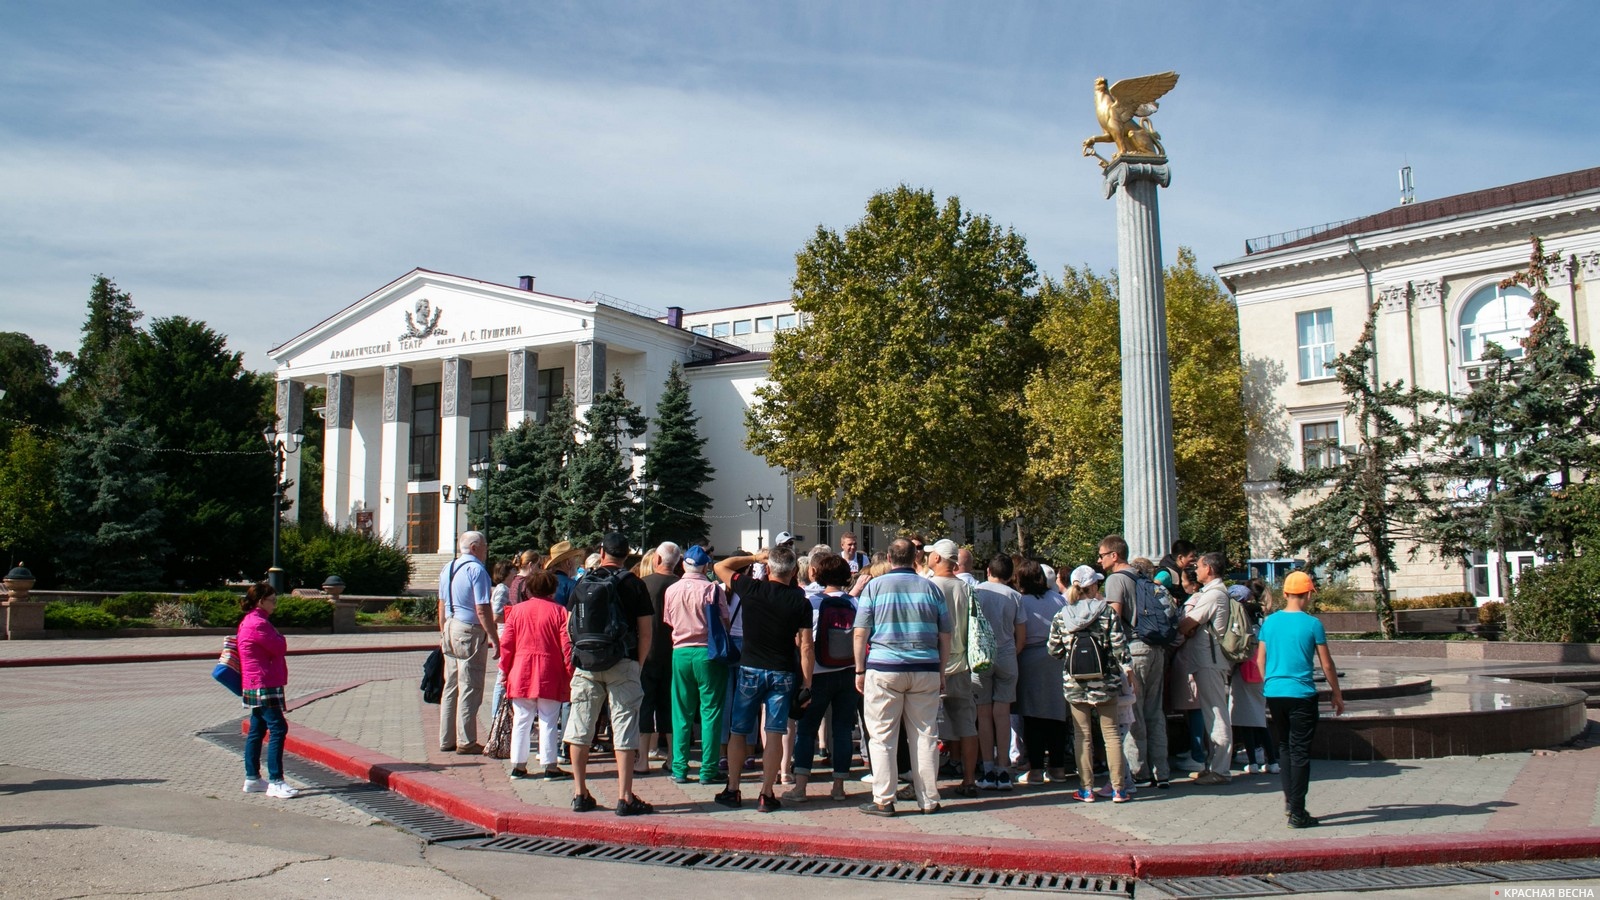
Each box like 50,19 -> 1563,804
0,776 -> 165,795
0,823 -> 100,834
1318,800 -> 1512,825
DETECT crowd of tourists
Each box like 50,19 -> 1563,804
236,527 -> 1345,830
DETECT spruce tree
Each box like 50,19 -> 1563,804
640,361 -> 715,548
1274,301 -> 1438,637
480,394 -> 576,559
60,275 -> 142,413
559,374 -> 647,548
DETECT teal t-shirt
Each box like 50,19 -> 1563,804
1258,610 -> 1326,699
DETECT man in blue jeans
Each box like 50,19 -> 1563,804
1257,570 -> 1344,828
712,546 -> 815,813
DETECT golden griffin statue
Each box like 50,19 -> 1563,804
1082,71 -> 1179,167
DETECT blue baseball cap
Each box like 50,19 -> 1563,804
683,545 -> 713,568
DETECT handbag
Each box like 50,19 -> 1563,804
483,698 -> 515,759
212,635 -> 242,696
421,648 -> 445,704
706,590 -> 740,665
1238,656 -> 1264,684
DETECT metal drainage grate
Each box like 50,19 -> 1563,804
197,722 -> 490,843
1271,866 -> 1497,893
1144,875 -> 1285,897
470,835 -> 1130,895
1147,859 -> 1600,899
1469,859 -> 1600,881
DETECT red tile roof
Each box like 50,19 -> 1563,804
1257,166 -> 1600,255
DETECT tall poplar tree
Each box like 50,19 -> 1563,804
640,361 -> 714,548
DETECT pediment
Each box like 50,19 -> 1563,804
271,269 -> 596,376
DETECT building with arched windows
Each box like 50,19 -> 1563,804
1216,166 -> 1600,601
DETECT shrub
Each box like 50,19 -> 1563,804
281,522 -> 412,596
151,601 -> 206,628
192,593 -> 244,628
101,592 -> 174,619
1309,576 -> 1369,611
396,596 -> 438,621
1508,555 -> 1600,643
269,596 -> 333,629
1477,601 -> 1506,629
44,602 -> 119,630
1391,592 -> 1476,610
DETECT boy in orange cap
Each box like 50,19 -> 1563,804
1257,570 -> 1344,828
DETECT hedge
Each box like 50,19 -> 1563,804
44,602 -> 120,630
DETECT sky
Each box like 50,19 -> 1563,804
2,1 -> 1597,373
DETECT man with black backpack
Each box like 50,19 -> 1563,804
563,533 -> 656,816
1100,535 -> 1176,790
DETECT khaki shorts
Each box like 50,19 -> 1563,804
939,672 -> 979,739
972,662 -> 1018,705
563,659 -> 644,751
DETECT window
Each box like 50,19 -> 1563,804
755,316 -> 774,333
406,492 -> 439,554
733,319 -> 753,336
690,324 -> 710,336
469,375 -> 507,462
1296,309 -> 1335,381
534,367 -> 563,422
777,313 -> 797,330
816,499 -> 832,548
1459,284 -> 1533,362
409,383 -> 440,481
1300,421 -> 1341,470
711,322 -> 730,338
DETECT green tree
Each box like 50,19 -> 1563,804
640,361 -> 715,548
747,185 -> 1042,532
0,430 -> 61,571
479,394 -> 576,559
560,374 -> 647,548
1274,301 -> 1437,637
0,332 -> 64,441
59,275 -> 142,413
1022,250 -> 1250,563
121,316 -> 274,586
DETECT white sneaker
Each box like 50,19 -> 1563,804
266,781 -> 299,799
1241,764 -> 1259,775
1173,757 -> 1207,773
242,778 -> 267,793
860,772 -> 875,783
1268,762 -> 1281,775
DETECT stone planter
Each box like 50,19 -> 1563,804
3,567 -> 45,640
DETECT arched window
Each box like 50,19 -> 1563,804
1458,283 -> 1533,362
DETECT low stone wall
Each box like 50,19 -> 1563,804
1331,639 -> 1600,664
1315,611 -> 1380,633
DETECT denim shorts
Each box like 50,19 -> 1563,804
728,666 -> 796,735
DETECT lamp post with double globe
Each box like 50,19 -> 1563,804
746,494 -> 774,550
262,425 -> 305,594
468,457 -> 507,542
441,482 -> 472,555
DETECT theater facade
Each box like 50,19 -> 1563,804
267,269 -> 820,571
1217,167 -> 1600,601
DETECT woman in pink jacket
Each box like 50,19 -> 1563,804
237,581 -> 298,799
498,569 -> 576,780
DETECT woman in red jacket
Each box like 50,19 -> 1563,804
237,581 -> 298,799
499,569 -> 575,779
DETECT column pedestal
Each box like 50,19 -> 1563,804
1105,157 -> 1178,562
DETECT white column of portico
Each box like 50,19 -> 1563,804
573,340 -> 606,426
439,357 -> 473,553
507,348 -> 539,426
323,372 -> 354,528
274,380 -> 305,524
379,365 -> 413,546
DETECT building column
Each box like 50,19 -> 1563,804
323,372 -> 354,528
1105,158 -> 1177,562
379,365 -> 413,546
574,340 -> 606,426
507,348 -> 539,426
274,379 -> 305,524
439,357 -> 472,553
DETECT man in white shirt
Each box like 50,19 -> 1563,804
1174,551 -> 1233,784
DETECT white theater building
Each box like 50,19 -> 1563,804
1217,166 -> 1600,601
267,270 -> 833,579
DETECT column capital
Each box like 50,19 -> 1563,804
1578,250 -> 1600,283
1379,284 -> 1409,314
1412,278 -> 1445,309
1103,157 -> 1171,198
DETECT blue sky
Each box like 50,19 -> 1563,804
2,1 -> 1596,372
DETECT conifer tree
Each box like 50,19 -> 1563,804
560,375 -> 647,548
60,275 -> 142,413
640,361 -> 715,548
1274,301 -> 1438,637
481,394 -> 576,559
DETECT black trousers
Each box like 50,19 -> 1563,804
1267,696 -> 1319,816
1022,715 -> 1070,772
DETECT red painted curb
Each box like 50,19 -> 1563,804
0,644 -> 434,668
274,724 -> 1600,878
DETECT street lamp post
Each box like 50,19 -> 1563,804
262,425 -> 305,594
441,482 -> 472,555
638,481 -> 659,553
745,494 -> 774,549
468,458 -> 505,541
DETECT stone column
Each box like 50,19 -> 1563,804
439,357 -> 472,554
323,372 -> 354,528
507,348 -> 539,426
274,380 -> 306,523
574,340 -> 607,427
379,365 -> 413,547
1105,158 -> 1177,562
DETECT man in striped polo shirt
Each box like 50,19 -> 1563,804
853,537 -> 952,817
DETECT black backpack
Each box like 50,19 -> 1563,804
1065,628 -> 1107,681
814,594 -> 857,669
567,568 -> 632,671
420,648 -> 444,704
1113,570 -> 1179,647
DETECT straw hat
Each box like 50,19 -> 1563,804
547,540 -> 586,570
